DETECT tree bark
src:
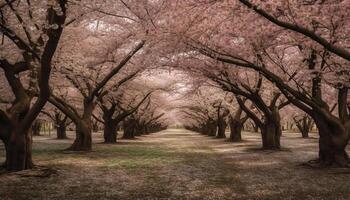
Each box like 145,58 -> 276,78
123,125 -> 135,139
56,123 -> 68,139
103,120 -> 118,143
5,128 -> 34,171
260,110 -> 281,149
294,115 -> 313,138
207,123 -> 217,136
229,119 -> 243,142
313,114 -> 349,167
216,120 -> 227,138
67,120 -> 92,151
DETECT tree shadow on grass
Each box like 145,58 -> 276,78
244,147 -> 292,154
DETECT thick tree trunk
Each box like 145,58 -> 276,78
229,119 -> 243,142
67,121 -> 92,151
56,124 -> 68,139
103,121 -> 118,143
5,128 -> 34,171
260,110 -> 281,149
261,121 -> 281,149
313,114 -> 350,167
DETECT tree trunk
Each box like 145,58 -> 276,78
208,123 -> 217,136
216,120 -> 227,138
5,128 -> 34,171
67,121 -> 92,151
103,121 -> 118,143
56,123 -> 68,139
313,114 -> 349,167
261,121 -> 281,149
301,129 -> 309,138
260,110 -> 281,149
123,125 -> 135,139
229,119 -> 243,142
294,116 -> 312,138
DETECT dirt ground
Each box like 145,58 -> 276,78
0,129 -> 350,200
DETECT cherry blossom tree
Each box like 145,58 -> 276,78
97,82 -> 153,143
0,0 -> 68,171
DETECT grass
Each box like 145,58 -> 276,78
0,129 -> 350,200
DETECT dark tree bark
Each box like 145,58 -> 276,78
260,108 -> 281,149
228,109 -> 248,142
229,119 -> 242,142
3,127 -> 34,171
103,119 -> 118,143
67,120 -> 92,151
215,102 -> 229,139
312,111 -> 349,167
56,123 -> 68,139
207,122 -> 217,136
123,120 -> 135,139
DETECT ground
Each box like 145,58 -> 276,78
1,129 -> 350,200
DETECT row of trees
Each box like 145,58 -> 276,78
0,0 -> 168,171
161,0 -> 349,167
0,0 -> 349,171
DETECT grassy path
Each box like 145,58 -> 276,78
1,129 -> 350,199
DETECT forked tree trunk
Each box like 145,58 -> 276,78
295,116 -> 313,138
103,121 -> 118,143
229,119 -> 243,142
313,114 -> 350,167
67,120 -> 92,151
5,128 -> 34,171
56,123 -> 68,139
